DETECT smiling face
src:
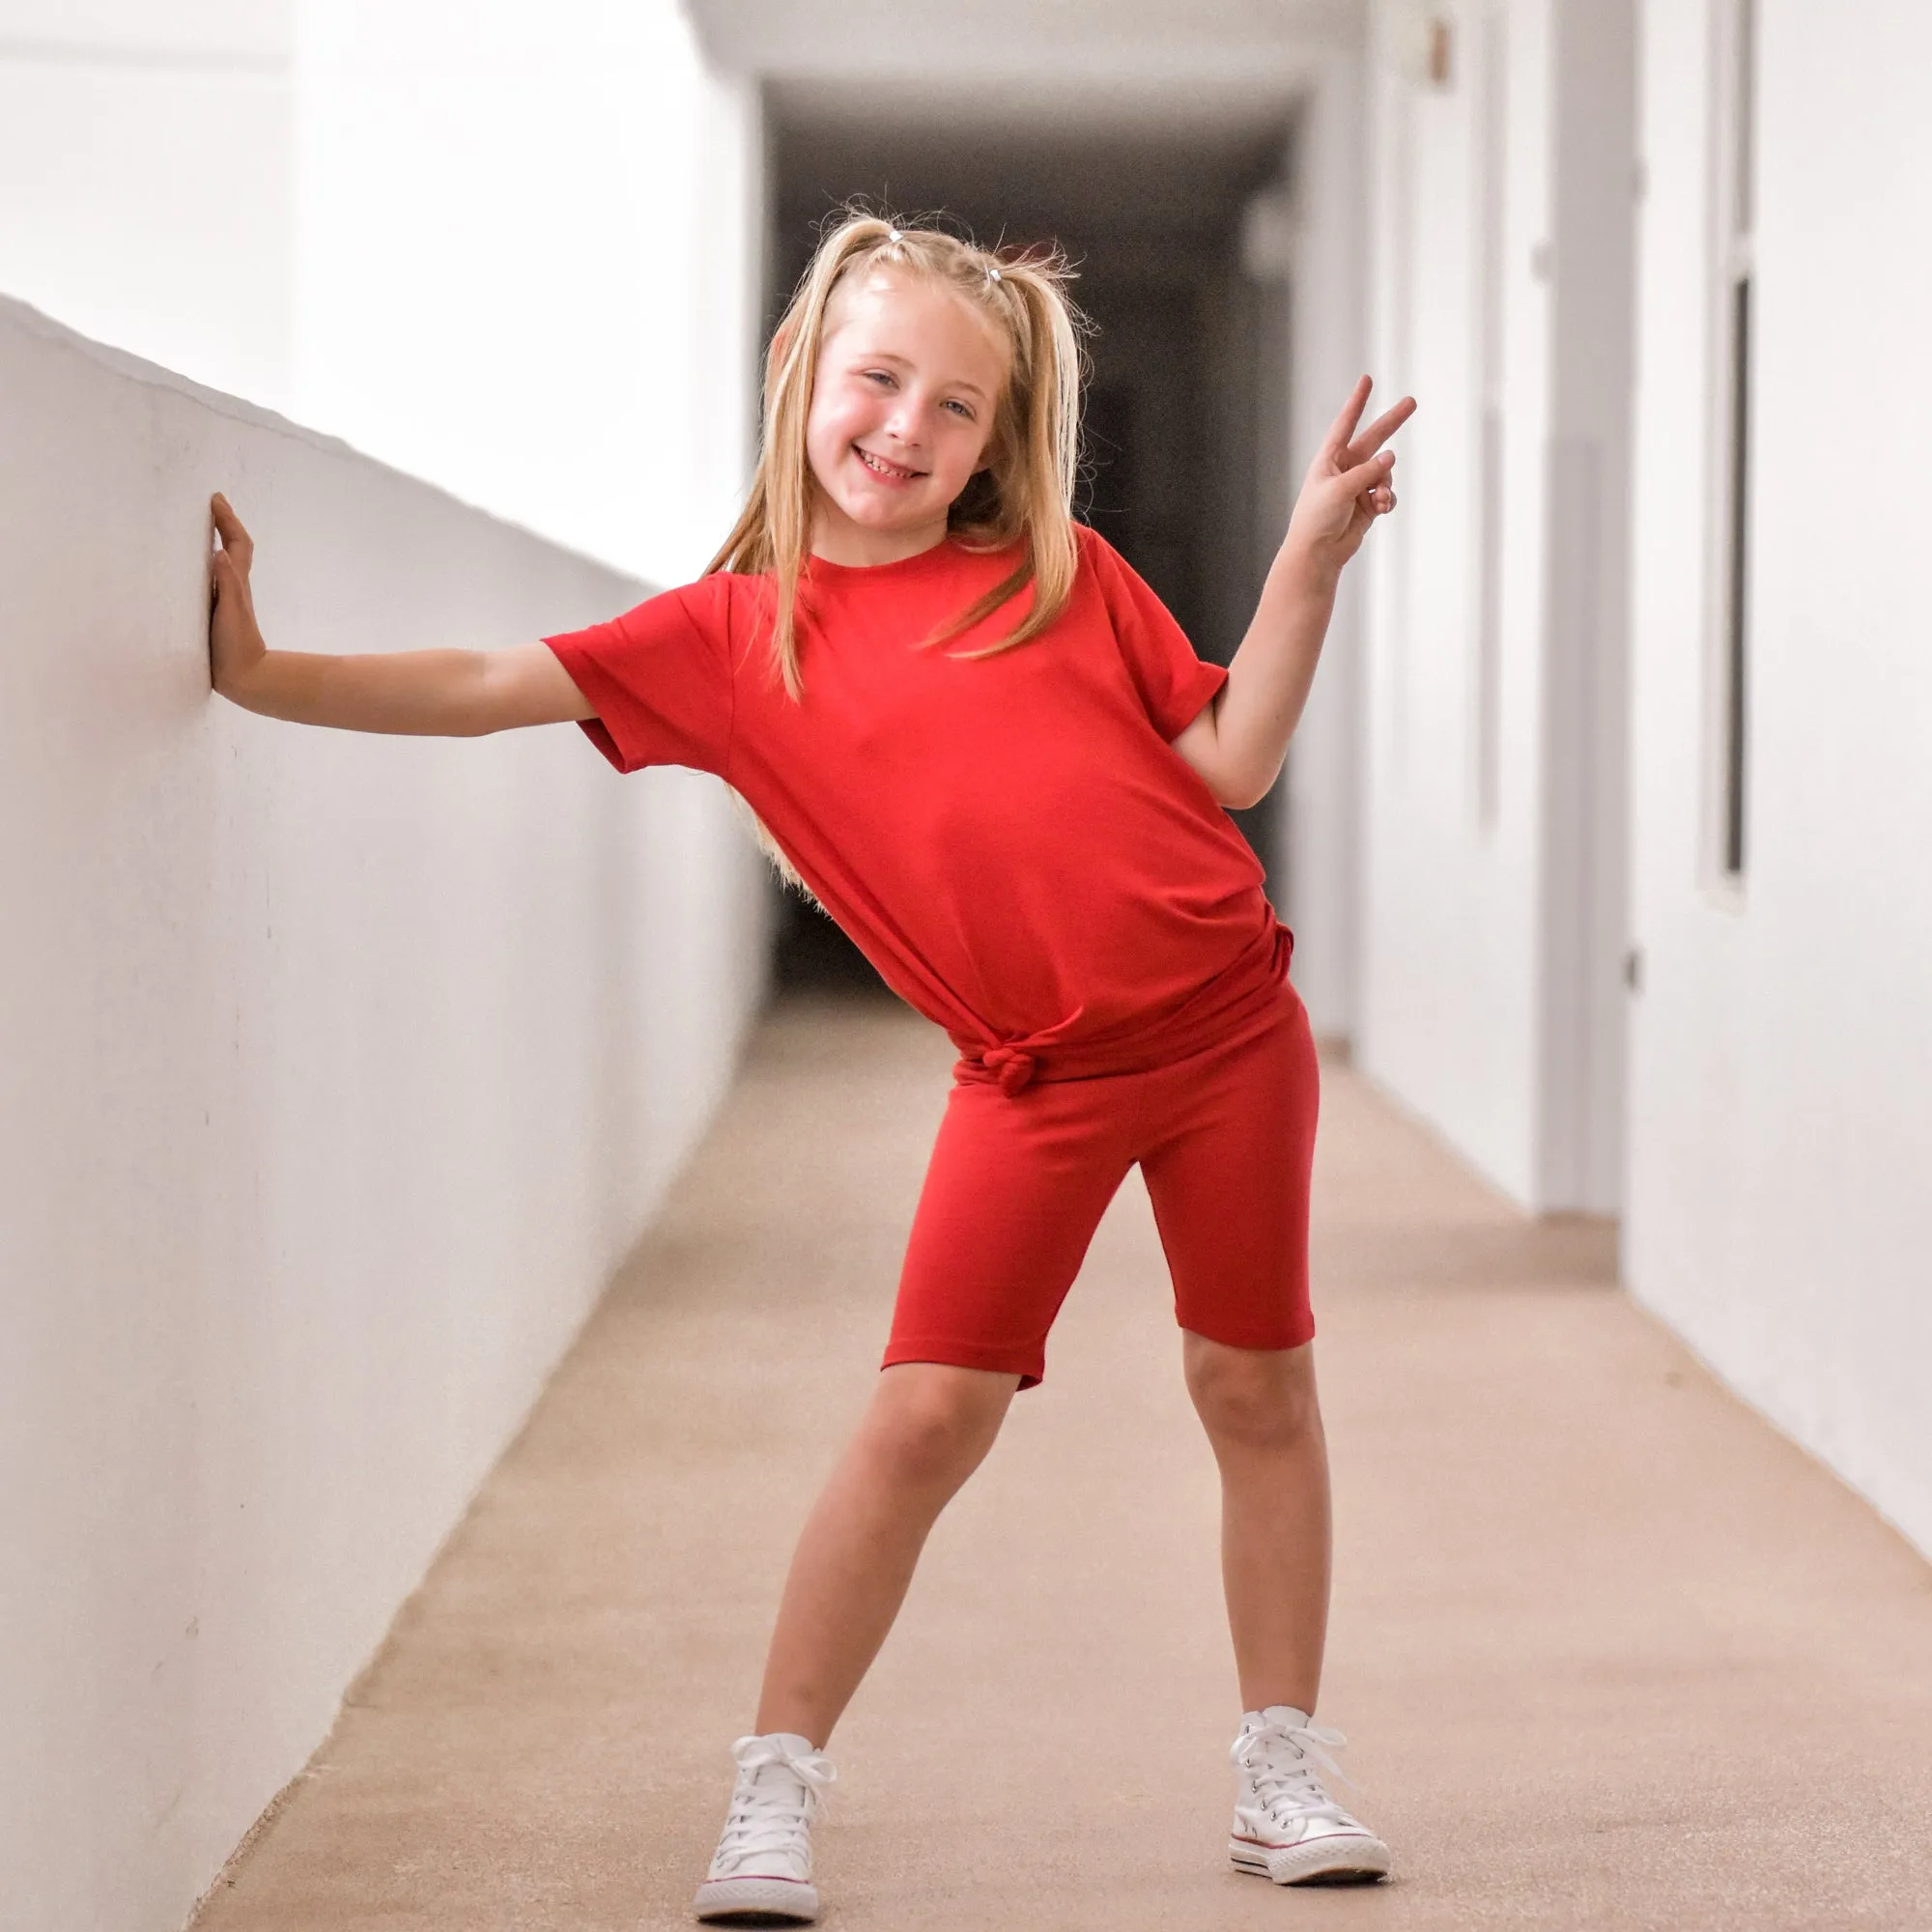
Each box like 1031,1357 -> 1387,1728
803,270 -> 1010,566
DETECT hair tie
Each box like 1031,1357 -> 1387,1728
986,264 -> 1003,284
886,228 -> 902,244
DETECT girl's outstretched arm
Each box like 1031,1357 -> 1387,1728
207,495 -> 594,736
1171,379 -> 1413,809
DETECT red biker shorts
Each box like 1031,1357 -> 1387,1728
884,978 -> 1320,1389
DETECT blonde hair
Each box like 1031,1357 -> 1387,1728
708,210 -> 1088,702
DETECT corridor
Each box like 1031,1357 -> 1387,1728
189,995 -> 1932,1932
7,6 -> 1932,1924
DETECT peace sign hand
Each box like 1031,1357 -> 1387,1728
1283,377 -> 1415,579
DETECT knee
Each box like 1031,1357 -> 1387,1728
865,1370 -> 1009,1490
1186,1342 -> 1322,1454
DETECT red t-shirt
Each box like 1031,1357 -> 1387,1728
545,523 -> 1287,1085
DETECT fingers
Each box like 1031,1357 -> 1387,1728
210,493 -> 253,568
1345,394 -> 1417,464
1321,376 -> 1373,456
1340,448 -> 1397,498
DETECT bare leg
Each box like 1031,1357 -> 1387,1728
1183,1334 -> 1331,1714
755,1361 -> 1020,1746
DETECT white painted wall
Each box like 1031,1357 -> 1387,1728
0,0 -> 760,585
0,298 -> 771,1932
291,0 -> 763,585
1277,50 -> 1371,1041
1624,0 -> 1932,1555
1357,0 -> 1634,1211
1360,0 -> 1548,1198
0,2 -> 298,408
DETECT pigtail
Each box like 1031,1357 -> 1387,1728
933,255 -> 1085,655
708,219 -> 906,700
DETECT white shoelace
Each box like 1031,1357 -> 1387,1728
713,1734 -> 838,1872
1231,1718 -> 1356,1827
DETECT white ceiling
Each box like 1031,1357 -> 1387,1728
690,0 -> 1361,135
719,1 -> 1366,293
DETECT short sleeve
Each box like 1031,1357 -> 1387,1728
1081,526 -> 1228,739
544,578 -> 735,777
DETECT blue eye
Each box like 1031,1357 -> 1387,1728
944,399 -> 974,419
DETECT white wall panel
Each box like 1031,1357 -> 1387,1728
0,298 -> 770,1932
291,0 -> 762,585
1358,0 -> 1633,1213
0,3 -> 296,408
0,0 -> 761,586
1625,0 -> 1932,1555
1359,0 -> 1553,1202
1279,51 -> 1370,1041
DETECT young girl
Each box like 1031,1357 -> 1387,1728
209,213 -> 1411,1923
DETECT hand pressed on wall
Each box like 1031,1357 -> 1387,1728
208,495 -> 267,697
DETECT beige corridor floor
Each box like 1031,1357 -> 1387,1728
192,995 -> 1932,1932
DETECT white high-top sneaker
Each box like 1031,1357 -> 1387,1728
1228,1706 -> 1391,1886
692,1732 -> 836,1925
